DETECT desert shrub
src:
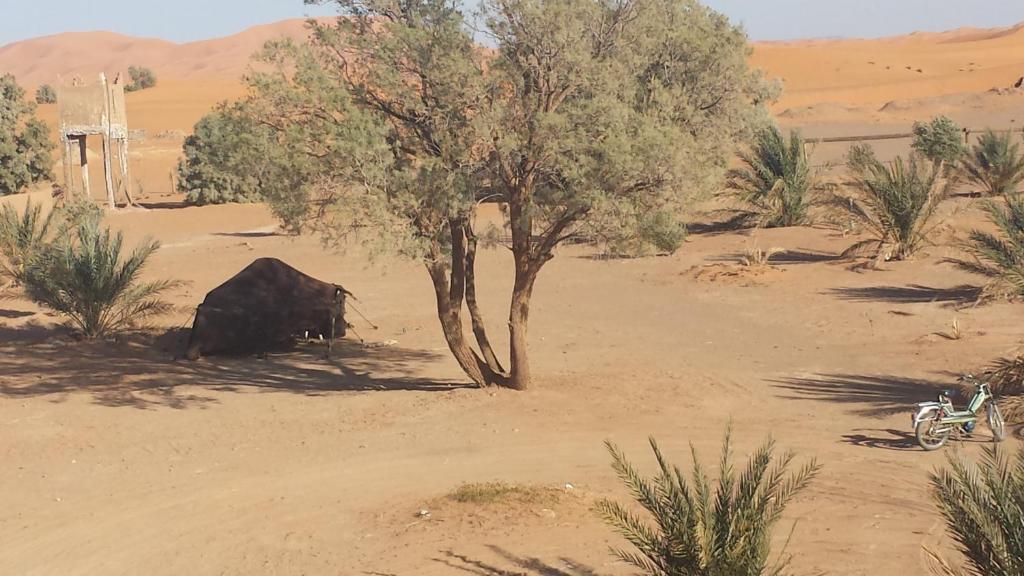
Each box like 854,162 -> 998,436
22,216 -> 178,339
597,429 -> 820,576
928,446 -> 1024,576
985,355 -> 1024,423
34,84 -> 57,104
953,194 -> 1024,298
125,66 -> 157,92
912,116 -> 967,166
178,102 -> 310,210
584,198 -> 687,257
727,125 -> 817,228
836,151 -> 950,261
959,130 -> 1024,196
0,198 -> 55,287
0,74 -> 55,195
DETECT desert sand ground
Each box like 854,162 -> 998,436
2,18 -> 1024,576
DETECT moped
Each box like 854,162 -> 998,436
912,373 -> 1006,451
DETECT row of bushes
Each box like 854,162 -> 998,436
601,429 -> 1022,575
727,123 -> 1024,297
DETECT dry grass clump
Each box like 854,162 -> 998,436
447,482 -> 560,506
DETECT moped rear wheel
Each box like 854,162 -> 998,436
988,403 -> 1006,442
916,418 -> 950,451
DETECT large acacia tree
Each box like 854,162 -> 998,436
251,0 -> 772,389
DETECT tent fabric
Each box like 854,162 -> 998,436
185,258 -> 347,360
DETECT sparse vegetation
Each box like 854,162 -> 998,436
0,74 -> 55,195
912,116 -> 967,166
959,130 -> 1024,196
177,102 -> 307,207
740,244 -> 782,267
125,66 -> 157,92
22,215 -> 178,339
727,125 -> 818,228
985,355 -> 1024,423
597,430 -> 820,576
953,194 -> 1024,299
927,446 -> 1024,576
448,482 -> 557,506
836,151 -> 950,261
34,84 -> 57,104
0,198 -> 55,288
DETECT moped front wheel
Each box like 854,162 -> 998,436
916,418 -> 950,451
988,403 -> 1006,443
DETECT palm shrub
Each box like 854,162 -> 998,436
597,429 -> 820,576
927,446 -> 1024,576
836,151 -> 950,261
22,217 -> 178,339
727,126 -> 817,228
959,130 -> 1024,196
0,198 -> 55,287
953,194 -> 1024,298
985,355 -> 1024,423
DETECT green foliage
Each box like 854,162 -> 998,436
0,74 -> 55,195
837,151 -> 950,261
125,66 -> 157,92
0,198 -> 55,286
35,84 -> 57,104
953,194 -> 1024,298
960,130 -> 1024,196
585,197 -> 687,257
727,125 -> 817,228
912,116 -> 967,165
177,102 -> 307,207
597,429 -> 820,576
266,0 -> 772,387
928,446 -> 1024,576
22,216 -> 178,339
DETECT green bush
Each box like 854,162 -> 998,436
727,125 -> 818,228
178,102 -> 309,211
34,84 -> 57,104
0,74 -> 55,195
0,198 -> 55,287
912,116 -> 966,166
597,429 -> 820,576
960,130 -> 1024,196
954,194 -> 1024,298
23,215 -> 178,339
125,66 -> 157,92
837,151 -> 950,261
928,446 -> 1024,576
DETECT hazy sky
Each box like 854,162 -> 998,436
2,0 -> 1024,46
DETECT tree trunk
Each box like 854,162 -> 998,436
464,221 -> 506,375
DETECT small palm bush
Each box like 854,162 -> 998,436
727,126 -> 818,228
928,446 -> 1024,576
597,429 -> 820,576
986,355 -> 1024,423
959,130 -> 1024,196
837,152 -> 950,260
953,195 -> 1024,298
0,198 -> 55,287
23,217 -> 178,339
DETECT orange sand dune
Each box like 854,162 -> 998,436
753,21 -> 1024,111
0,19 -> 316,87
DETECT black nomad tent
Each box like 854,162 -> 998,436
184,258 -> 348,360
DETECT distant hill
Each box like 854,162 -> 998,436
0,19 -> 317,86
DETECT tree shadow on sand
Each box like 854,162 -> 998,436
827,284 -> 982,306
433,547 -> 602,576
771,373 -> 948,417
0,324 -> 468,410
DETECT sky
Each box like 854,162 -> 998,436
1,0 -> 1024,46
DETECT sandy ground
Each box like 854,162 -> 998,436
2,16 -> 1024,576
